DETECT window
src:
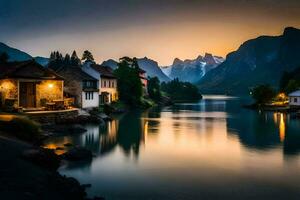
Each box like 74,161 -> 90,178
112,81 -> 114,88
294,98 -> 298,103
109,81 -> 111,88
85,92 -> 94,100
103,80 -> 106,88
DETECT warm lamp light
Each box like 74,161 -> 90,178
48,83 -> 54,88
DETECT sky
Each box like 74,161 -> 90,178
0,0 -> 300,65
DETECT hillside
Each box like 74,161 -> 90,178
198,27 -> 300,94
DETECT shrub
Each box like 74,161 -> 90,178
0,116 -> 42,142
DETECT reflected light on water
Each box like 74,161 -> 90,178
273,112 -> 286,142
279,114 -> 286,142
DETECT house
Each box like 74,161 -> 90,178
55,66 -> 99,109
288,90 -> 300,106
82,62 -> 118,104
139,68 -> 148,95
0,60 -> 64,109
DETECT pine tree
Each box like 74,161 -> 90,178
64,53 -> 71,65
71,50 -> 81,66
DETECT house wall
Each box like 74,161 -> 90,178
81,91 -> 99,108
0,79 -> 18,106
289,97 -> 300,106
100,78 -> 118,103
36,80 -> 64,107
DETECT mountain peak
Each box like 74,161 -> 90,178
203,53 -> 216,65
173,58 -> 183,65
283,27 -> 300,36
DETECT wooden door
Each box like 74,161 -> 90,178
19,82 -> 36,108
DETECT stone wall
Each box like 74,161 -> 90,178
36,80 -> 63,107
0,79 -> 18,106
27,109 -> 79,124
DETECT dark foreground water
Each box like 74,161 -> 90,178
44,95 -> 300,200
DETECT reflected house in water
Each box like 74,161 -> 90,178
44,111 -> 148,159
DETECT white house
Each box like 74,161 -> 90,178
82,61 -> 118,104
288,90 -> 300,106
55,66 -> 99,109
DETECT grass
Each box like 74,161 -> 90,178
0,115 -> 42,142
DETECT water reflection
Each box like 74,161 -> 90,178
44,96 -> 300,199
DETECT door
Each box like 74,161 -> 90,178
19,82 -> 36,108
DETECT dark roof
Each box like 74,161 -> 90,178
56,66 -> 97,81
91,64 -> 116,79
138,68 -> 146,73
0,60 -> 64,80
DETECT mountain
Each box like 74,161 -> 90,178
198,27 -> 300,94
0,42 -> 49,66
166,53 -> 224,83
137,57 -> 170,82
101,59 -> 118,70
101,57 -> 170,82
0,42 -> 32,62
34,56 -> 49,66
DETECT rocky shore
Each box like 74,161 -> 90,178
0,135 -> 99,200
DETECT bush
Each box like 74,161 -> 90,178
251,85 -> 276,105
0,116 -> 42,142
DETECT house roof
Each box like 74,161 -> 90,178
90,64 -> 116,79
288,90 -> 300,97
0,60 -> 64,80
56,66 -> 97,81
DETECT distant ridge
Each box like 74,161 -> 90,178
198,27 -> 300,94
0,42 -> 49,66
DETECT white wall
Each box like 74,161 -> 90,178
82,91 -> 99,108
289,97 -> 300,106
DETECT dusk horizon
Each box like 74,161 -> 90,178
1,1 -> 300,200
1,0 -> 300,65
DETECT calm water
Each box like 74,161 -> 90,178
44,95 -> 300,200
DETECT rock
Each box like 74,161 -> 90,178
61,147 -> 93,161
50,174 -> 87,199
55,147 -> 64,150
97,113 -> 112,121
64,142 -> 73,147
44,124 -> 87,136
21,148 -> 61,170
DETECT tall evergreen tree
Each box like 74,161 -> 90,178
64,53 -> 71,65
71,50 -> 81,66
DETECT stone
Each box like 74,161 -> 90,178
61,147 -> 93,161
21,148 -> 61,170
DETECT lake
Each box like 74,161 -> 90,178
44,95 -> 300,200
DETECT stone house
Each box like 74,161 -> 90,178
0,60 -> 64,109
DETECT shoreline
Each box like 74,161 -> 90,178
0,131 -> 103,200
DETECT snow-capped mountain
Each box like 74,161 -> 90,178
164,53 -> 224,83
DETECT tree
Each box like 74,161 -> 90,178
71,50 -> 81,66
0,52 -> 9,63
161,78 -> 202,102
81,50 -> 94,62
114,57 -> 143,106
285,80 -> 300,94
147,77 -> 161,102
251,84 -> 276,104
64,53 -> 71,65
